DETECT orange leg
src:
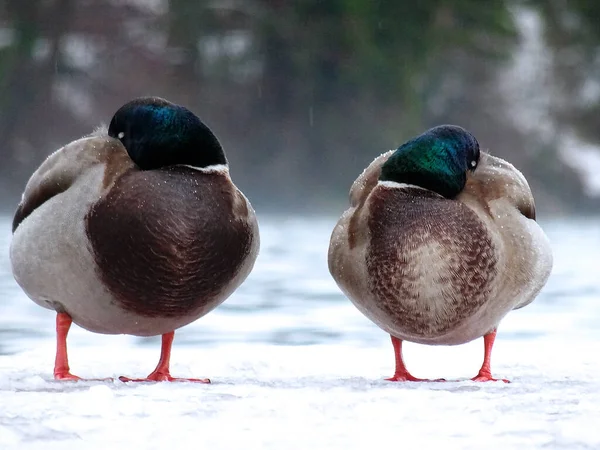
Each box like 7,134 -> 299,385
119,331 -> 210,383
471,329 -> 510,383
54,313 -> 81,381
53,313 -> 112,381
386,336 -> 445,382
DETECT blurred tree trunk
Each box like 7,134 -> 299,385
247,0 -> 301,201
166,0 -> 206,103
0,0 -> 74,204
0,0 -> 40,155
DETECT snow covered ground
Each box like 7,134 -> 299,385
1,215 -> 599,449
3,339 -> 600,450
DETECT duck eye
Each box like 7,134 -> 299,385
470,160 -> 477,168
117,132 -> 125,139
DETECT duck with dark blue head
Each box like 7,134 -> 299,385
328,124 -> 552,382
11,96 -> 260,382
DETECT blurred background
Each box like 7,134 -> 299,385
0,0 -> 599,214
0,2 -> 599,420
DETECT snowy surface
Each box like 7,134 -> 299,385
1,215 -> 600,449
3,340 -> 600,450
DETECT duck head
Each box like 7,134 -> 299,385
380,125 -> 480,198
108,97 -> 227,170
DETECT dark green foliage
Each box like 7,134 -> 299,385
0,0 -> 597,213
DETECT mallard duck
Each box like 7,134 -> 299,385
328,125 -> 553,382
10,97 -> 260,382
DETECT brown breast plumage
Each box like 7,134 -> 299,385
365,186 -> 498,338
85,166 -> 253,318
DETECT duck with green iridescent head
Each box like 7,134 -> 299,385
10,97 -> 260,382
328,125 -> 553,382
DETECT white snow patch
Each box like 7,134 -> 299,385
560,133 -> 600,195
1,216 -> 599,449
502,7 -> 600,197
1,341 -> 600,449
500,8 -> 554,136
